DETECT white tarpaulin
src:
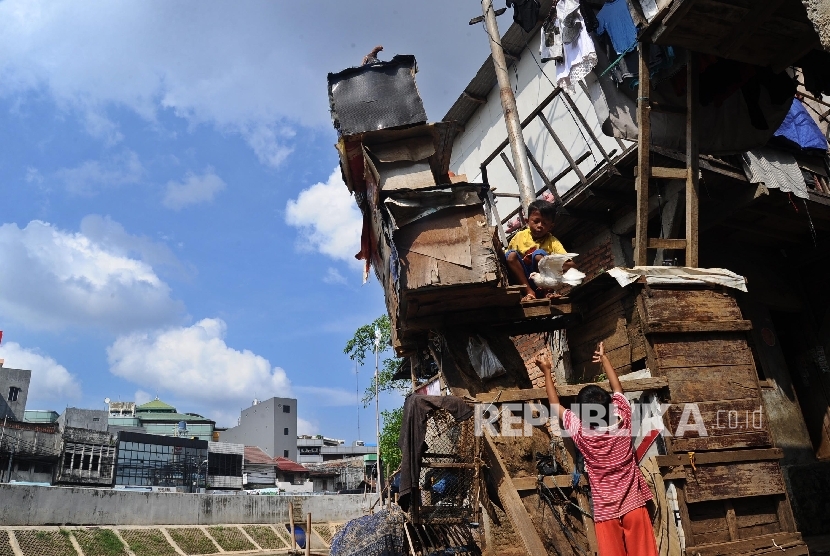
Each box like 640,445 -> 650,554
606,266 -> 748,292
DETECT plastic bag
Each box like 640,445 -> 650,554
466,335 -> 507,380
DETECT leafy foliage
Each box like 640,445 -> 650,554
380,407 -> 403,473
343,314 -> 408,405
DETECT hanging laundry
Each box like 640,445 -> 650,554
797,50 -> 830,98
772,98 -> 828,152
595,0 -> 638,57
638,0 -> 659,21
541,19 -> 564,63
579,0 -> 599,32
741,148 -> 809,199
506,0 -> 541,33
552,0 -> 597,93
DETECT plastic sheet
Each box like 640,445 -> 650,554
466,335 -> 506,380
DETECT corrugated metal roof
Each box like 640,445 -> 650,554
244,446 -> 276,465
441,0 -> 553,130
275,456 -> 309,474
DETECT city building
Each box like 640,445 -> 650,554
296,435 -> 376,464
242,446 -> 277,489
0,366 -> 31,422
219,397 -> 297,461
23,410 -> 59,424
114,431 -> 208,493
206,441 -> 244,490
54,426 -> 116,487
107,398 -> 215,441
0,420 -> 61,484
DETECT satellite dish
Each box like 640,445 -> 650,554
104,398 -> 111,404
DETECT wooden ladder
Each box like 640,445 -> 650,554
633,43 -> 700,267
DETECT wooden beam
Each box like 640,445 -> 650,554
644,319 -> 753,333
634,41 -> 651,266
655,448 -> 783,468
525,146 -> 562,205
716,0 -> 787,58
537,112 -> 587,186
684,532 -> 804,556
648,238 -> 686,250
686,50 -> 700,268
482,433 -> 548,556
651,0 -> 697,43
475,377 -> 669,403
635,166 -> 687,180
462,91 -> 487,105
512,474 -> 588,491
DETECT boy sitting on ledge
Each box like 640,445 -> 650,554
505,199 -> 574,302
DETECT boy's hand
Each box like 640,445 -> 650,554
535,352 -> 553,372
592,341 -> 606,363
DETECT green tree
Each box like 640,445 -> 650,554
345,315 -> 408,475
379,407 -> 403,473
343,314 -> 408,405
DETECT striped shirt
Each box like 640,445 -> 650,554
563,392 -> 653,522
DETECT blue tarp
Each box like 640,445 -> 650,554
773,98 -> 828,151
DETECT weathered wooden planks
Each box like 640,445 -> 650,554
475,377 -> 668,403
642,289 -> 743,323
683,461 -> 786,503
660,365 -> 759,403
653,333 -> 755,368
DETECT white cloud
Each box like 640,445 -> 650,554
134,390 -> 152,406
107,318 -> 292,413
163,167 -> 227,210
79,214 -> 189,279
242,124 -> 295,169
285,168 -> 362,264
0,219 -> 184,332
55,149 -> 143,195
322,267 -> 347,285
0,342 -> 81,407
25,167 -> 44,184
294,386 -> 357,407
297,417 -> 318,436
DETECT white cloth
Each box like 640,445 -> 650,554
741,148 -> 809,199
552,7 -> 597,94
638,0 -> 659,21
607,266 -> 748,292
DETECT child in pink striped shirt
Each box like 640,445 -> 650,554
538,342 -> 657,556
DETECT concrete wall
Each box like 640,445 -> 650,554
220,397 -> 297,461
0,367 -> 31,421
58,409 -> 108,433
0,484 -> 376,526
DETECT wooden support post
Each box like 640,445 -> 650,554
482,433 -> 548,555
288,502 -> 296,551
537,112 -> 587,186
561,89 -> 617,172
305,513 -> 312,556
685,50 -> 700,268
634,41 -> 651,267
525,146 -> 562,204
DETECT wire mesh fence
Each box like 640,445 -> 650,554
415,408 -> 479,525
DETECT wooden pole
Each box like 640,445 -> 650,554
481,0 -> 537,214
634,41 -> 652,266
685,50 -> 700,268
305,513 -> 311,556
288,502 -> 296,551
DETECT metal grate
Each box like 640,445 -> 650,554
415,408 -> 480,525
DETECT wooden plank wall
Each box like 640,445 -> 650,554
637,287 -> 806,554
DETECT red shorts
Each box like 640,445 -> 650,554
594,505 -> 658,556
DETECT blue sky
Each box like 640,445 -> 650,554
0,0 -> 494,440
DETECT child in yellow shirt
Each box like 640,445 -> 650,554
505,200 -> 574,301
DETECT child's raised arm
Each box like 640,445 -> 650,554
593,341 -> 623,394
537,353 -> 567,421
